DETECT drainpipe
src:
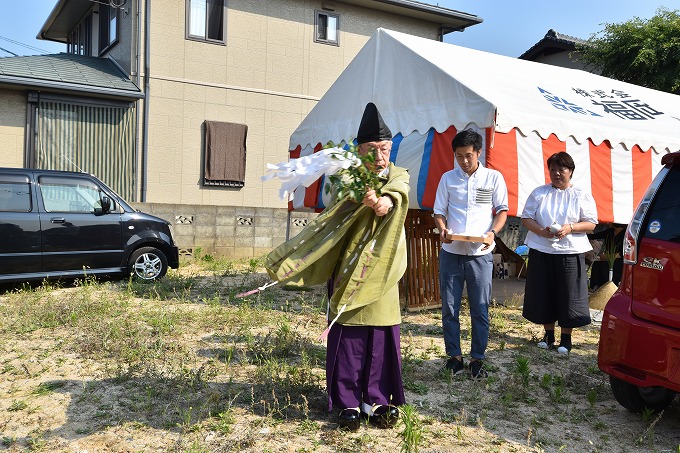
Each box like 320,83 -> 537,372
140,0 -> 151,202
133,0 -> 142,200
134,0 -> 141,93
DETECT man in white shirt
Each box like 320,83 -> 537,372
433,129 -> 508,379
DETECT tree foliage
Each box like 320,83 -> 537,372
577,8 -> 680,94
323,141 -> 381,202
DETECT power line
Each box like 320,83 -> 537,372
0,35 -> 53,55
0,46 -> 19,57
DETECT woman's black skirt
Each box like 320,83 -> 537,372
522,248 -> 591,328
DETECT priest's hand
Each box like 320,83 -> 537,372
362,189 -> 379,208
363,190 -> 393,217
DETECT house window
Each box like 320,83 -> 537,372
68,15 -> 92,56
187,0 -> 225,43
98,4 -> 118,54
315,10 -> 339,45
29,95 -> 136,201
67,28 -> 78,54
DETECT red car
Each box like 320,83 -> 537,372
598,152 -> 680,412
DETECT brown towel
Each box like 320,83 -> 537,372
204,121 -> 247,186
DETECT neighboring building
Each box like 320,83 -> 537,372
519,29 -> 595,72
0,0 -> 481,257
0,54 -> 143,200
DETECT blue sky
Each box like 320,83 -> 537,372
1,1 -> 680,58
0,0 -> 64,56
439,0 -> 680,56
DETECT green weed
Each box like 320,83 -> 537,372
515,355 -> 530,386
7,400 -> 27,411
32,380 -> 66,396
399,404 -> 425,453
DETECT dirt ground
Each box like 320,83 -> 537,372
1,268 -> 679,453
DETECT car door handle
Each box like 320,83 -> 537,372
50,217 -> 66,223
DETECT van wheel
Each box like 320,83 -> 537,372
128,247 -> 168,281
609,376 -> 676,413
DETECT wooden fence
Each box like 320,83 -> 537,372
402,210 -> 441,310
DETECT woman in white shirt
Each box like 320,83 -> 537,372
521,152 -> 598,355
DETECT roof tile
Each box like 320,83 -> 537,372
0,53 -> 140,97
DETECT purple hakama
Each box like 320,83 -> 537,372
326,323 -> 405,412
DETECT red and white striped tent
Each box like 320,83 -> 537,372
289,29 -> 680,224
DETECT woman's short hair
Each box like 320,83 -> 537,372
547,152 -> 575,173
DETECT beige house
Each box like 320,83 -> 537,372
1,0 -> 480,257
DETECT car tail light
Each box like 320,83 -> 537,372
623,166 -> 669,265
622,228 -> 637,264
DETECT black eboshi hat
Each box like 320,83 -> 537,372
356,102 -> 392,144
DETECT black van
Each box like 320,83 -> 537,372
0,168 -> 179,283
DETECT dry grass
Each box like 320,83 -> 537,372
0,258 -> 679,452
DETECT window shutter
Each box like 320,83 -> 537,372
203,121 -> 247,187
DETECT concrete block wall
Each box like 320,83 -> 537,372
133,202 -> 317,259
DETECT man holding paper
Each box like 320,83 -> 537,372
433,128 -> 508,379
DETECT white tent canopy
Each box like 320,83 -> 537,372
290,28 -> 680,154
288,29 -> 680,224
